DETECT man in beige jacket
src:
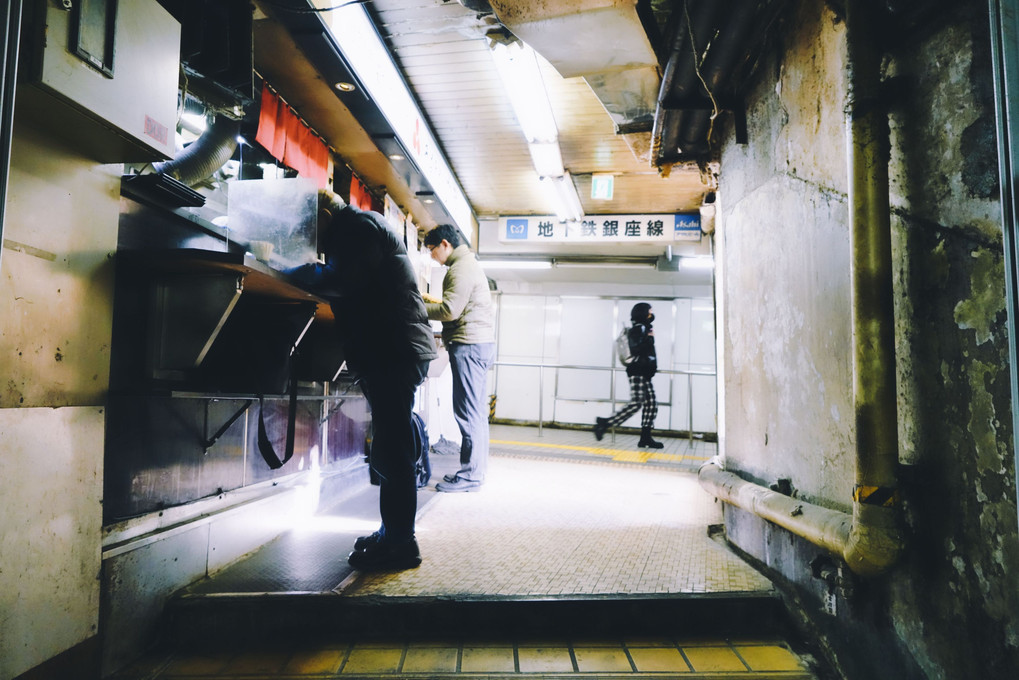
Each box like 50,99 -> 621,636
423,225 -> 496,492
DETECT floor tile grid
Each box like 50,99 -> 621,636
144,639 -> 810,678
344,455 -> 772,598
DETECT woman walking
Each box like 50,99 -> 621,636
593,302 -> 663,449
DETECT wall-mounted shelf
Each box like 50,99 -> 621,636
117,249 -> 342,393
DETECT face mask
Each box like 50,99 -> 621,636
647,313 -> 655,323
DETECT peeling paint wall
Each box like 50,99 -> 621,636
717,0 -> 1019,678
721,0 -> 854,508
0,123 -> 118,680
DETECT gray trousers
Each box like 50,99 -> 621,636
448,342 -> 495,482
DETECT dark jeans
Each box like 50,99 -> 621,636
358,359 -> 430,543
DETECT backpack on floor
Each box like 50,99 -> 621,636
411,411 -> 431,488
615,326 -> 634,366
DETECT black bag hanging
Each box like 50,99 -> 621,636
256,366 -> 299,470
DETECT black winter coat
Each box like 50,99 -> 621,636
288,205 -> 437,375
626,322 -> 657,378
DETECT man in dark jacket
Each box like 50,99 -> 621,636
593,302 -> 664,448
288,193 -> 436,571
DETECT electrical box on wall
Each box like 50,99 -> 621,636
17,0 -> 181,162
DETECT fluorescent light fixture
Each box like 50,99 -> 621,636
540,172 -> 584,222
490,41 -> 559,144
680,256 -> 715,270
528,141 -> 564,178
480,259 -> 552,270
554,260 -> 657,270
326,4 -> 474,232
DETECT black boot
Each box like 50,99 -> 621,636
593,417 -> 608,441
637,428 -> 663,449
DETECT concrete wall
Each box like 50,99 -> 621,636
717,1 -> 1019,678
0,124 -> 119,679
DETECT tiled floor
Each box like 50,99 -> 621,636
132,638 -> 813,678
342,433 -> 766,597
112,426 -> 818,679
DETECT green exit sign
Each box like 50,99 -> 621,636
591,173 -> 614,200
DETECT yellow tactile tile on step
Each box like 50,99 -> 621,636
460,645 -> 516,672
682,645 -> 749,672
573,646 -> 634,673
629,646 -> 691,672
340,646 -> 402,674
283,648 -> 345,675
517,646 -> 575,673
401,646 -> 459,673
736,644 -> 808,671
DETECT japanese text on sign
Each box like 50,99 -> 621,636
499,214 -> 701,243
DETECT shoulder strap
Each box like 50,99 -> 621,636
256,370 -> 299,470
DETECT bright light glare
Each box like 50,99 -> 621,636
491,41 -> 559,144
181,112 -> 207,132
528,141 -> 564,178
540,173 -> 584,222
481,260 -> 553,270
681,257 -> 715,270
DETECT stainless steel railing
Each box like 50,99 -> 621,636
491,361 -> 716,440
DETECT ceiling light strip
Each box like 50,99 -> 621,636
321,2 -> 474,232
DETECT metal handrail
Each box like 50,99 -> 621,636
491,360 -> 716,439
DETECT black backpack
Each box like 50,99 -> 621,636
411,411 -> 431,488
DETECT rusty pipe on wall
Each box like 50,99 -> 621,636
699,0 -> 904,577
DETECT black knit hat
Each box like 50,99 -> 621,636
630,302 -> 652,323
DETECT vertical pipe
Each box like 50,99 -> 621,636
0,0 -> 23,276
988,0 -> 1019,536
844,0 -> 903,575
688,374 -> 694,442
537,365 -> 544,436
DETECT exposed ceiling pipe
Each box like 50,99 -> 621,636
651,0 -> 723,163
698,0 -> 904,577
153,113 -> 240,187
677,0 -> 759,154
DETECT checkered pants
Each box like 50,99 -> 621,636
605,375 -> 657,429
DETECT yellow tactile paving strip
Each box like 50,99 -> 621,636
340,453 -> 772,597
490,438 -> 713,465
124,638 -> 814,678
486,423 -> 716,469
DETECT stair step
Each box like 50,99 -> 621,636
167,591 -> 791,648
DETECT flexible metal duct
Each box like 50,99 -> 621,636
699,0 -> 904,577
153,114 -> 240,187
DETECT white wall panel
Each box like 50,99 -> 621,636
559,297 -> 615,366
557,367 -> 611,400
691,374 -> 718,432
497,294 -> 546,360
673,298 -> 692,370
690,297 -> 717,370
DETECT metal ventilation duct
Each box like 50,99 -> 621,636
485,0 -> 662,161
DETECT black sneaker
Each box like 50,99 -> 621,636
347,539 -> 422,572
353,530 -> 384,552
593,417 -> 608,441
